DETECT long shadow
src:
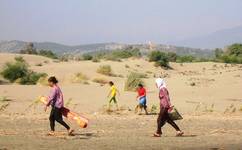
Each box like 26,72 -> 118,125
163,134 -> 197,138
71,132 -> 99,139
0,99 -> 12,102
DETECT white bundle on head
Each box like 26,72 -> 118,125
155,78 -> 166,89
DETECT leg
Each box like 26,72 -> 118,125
156,107 -> 167,134
144,105 -> 148,115
166,116 -> 184,136
108,97 -> 114,110
134,105 -> 139,114
49,107 -> 55,131
143,99 -> 148,115
112,97 -> 119,110
54,108 -> 70,130
167,116 -> 181,131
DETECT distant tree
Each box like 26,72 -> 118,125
38,50 -> 58,59
20,42 -> 38,54
148,51 -> 169,68
148,51 -> 163,62
226,43 -> 242,56
82,54 -> 93,60
215,48 -> 223,58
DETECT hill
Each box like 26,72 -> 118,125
173,25 -> 242,49
0,40 -> 214,57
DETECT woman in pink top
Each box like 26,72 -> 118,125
44,76 -> 73,136
153,78 -> 183,137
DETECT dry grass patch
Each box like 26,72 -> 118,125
92,77 -> 109,85
124,72 -> 145,91
97,65 -> 113,76
72,72 -> 89,84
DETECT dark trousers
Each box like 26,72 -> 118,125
49,107 -> 70,131
157,106 -> 180,134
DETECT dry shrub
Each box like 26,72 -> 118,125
97,65 -> 113,76
72,72 -> 89,84
37,76 -> 49,86
92,77 -> 108,85
125,64 -> 130,68
239,106 -> 242,112
148,104 -> 159,114
124,72 -> 145,91
0,103 -> 9,111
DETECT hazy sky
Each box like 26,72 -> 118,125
0,0 -> 242,45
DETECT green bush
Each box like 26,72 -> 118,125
14,56 -> 26,63
220,55 -> 242,64
97,65 -> 113,76
1,59 -> 29,82
92,57 -> 100,62
0,57 -> 47,84
214,43 -> 242,64
226,43 -> 242,56
20,72 -> 47,85
148,51 -> 169,68
176,55 -> 196,63
38,50 -> 58,59
82,54 -> 93,60
124,72 -> 145,91
110,48 -> 141,59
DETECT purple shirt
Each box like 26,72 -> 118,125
159,87 -> 171,108
46,85 -> 64,108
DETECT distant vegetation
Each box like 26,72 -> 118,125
11,42 -> 242,65
20,42 -> 58,59
82,54 -> 93,60
81,47 -> 141,62
215,43 -> 242,64
0,56 -> 47,84
148,51 -> 170,68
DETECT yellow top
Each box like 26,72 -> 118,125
110,85 -> 117,97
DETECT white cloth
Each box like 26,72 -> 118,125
155,78 -> 166,89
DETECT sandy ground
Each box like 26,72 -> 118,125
0,53 -> 242,150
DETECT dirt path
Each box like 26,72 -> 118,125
1,114 -> 242,150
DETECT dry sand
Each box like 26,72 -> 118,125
0,53 -> 242,150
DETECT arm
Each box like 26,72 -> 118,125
107,90 -> 112,97
46,88 -> 57,107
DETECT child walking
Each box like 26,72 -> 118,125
135,83 -> 148,115
107,81 -> 119,110
44,76 -> 73,136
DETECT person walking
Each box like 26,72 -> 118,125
153,78 -> 183,137
135,83 -> 148,115
44,76 -> 74,136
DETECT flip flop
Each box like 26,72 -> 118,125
68,129 -> 74,136
176,131 -> 184,137
47,131 -> 55,136
153,133 -> 161,137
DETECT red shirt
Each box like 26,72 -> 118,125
138,87 -> 146,97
